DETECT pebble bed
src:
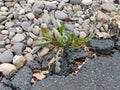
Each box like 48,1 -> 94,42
0,0 -> 120,90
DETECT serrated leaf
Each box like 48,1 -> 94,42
59,25 -> 65,36
41,27 -> 52,39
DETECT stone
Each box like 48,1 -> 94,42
27,0 -> 35,4
12,43 -> 24,55
55,11 -> 68,20
96,11 -> 109,22
58,1 -> 65,10
32,2 -> 44,17
0,16 -> 6,22
64,48 -> 88,63
11,66 -> 32,90
87,39 -> 115,54
25,53 -> 34,61
21,22 -> 30,31
0,50 -> 13,63
101,3 -> 116,11
26,60 -> 41,70
0,6 -> 8,11
79,31 -> 87,38
0,48 -> 6,53
28,32 -> 37,39
5,22 -> 14,28
70,0 -> 81,4
0,41 -> 5,48
32,26 -> 40,35
81,0 -> 92,5
64,23 -> 75,31
0,63 -> 17,75
0,25 -> 5,30
11,34 -> 25,43
27,38 -> 33,46
26,13 -> 35,20
13,55 -> 26,69
42,13 -> 51,24
1,30 -> 9,35
39,47 -> 49,57
0,83 -> 12,90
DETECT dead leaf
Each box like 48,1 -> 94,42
33,73 -> 46,80
48,57 -> 56,69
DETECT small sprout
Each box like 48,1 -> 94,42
34,25 -> 93,48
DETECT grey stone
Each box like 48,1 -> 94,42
11,34 -> 25,43
87,39 -> 115,54
55,11 -> 68,20
0,25 -> 5,30
21,22 -> 30,31
0,50 -> 13,63
12,43 -> 24,55
0,16 -> 6,22
11,66 -> 32,90
42,13 -> 50,24
58,1 -> 65,10
64,48 -> 88,63
5,22 -> 14,28
64,23 -> 75,31
32,2 -> 44,17
70,0 -> 82,4
0,83 -> 12,90
101,3 -> 116,11
0,41 -> 5,48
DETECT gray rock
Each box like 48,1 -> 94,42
81,0 -> 92,5
21,22 -> 30,31
5,22 -> 14,28
64,48 -> 88,63
42,13 -> 50,24
32,52 -> 120,90
11,66 -> 32,90
64,23 -> 75,31
0,16 -> 6,22
101,3 -> 116,11
0,83 -> 12,90
0,41 -> 5,48
87,39 -> 115,54
58,1 -> 65,10
32,2 -> 44,17
55,11 -> 68,20
115,37 -> 120,50
70,0 -> 82,4
0,25 -> 5,30
11,34 -> 25,43
26,60 -> 41,70
12,43 -> 24,55
0,50 -> 13,63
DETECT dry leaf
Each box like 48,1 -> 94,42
33,73 -> 46,80
48,57 -> 56,69
84,45 -> 89,52
31,78 -> 37,84
96,32 -> 110,38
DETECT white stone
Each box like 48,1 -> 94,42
32,26 -> 40,35
1,6 -> 8,11
27,38 -> 33,46
26,13 -> 35,20
101,3 -> 116,11
27,0 -> 35,4
25,53 -> 34,61
11,34 -> 25,43
39,47 -> 49,57
42,13 -> 50,24
13,55 -> 26,69
0,63 -> 17,75
79,31 -> 87,38
1,30 -> 9,35
19,9 -> 25,15
55,10 -> 68,20
81,0 -> 92,5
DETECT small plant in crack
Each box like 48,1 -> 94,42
34,25 -> 93,74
